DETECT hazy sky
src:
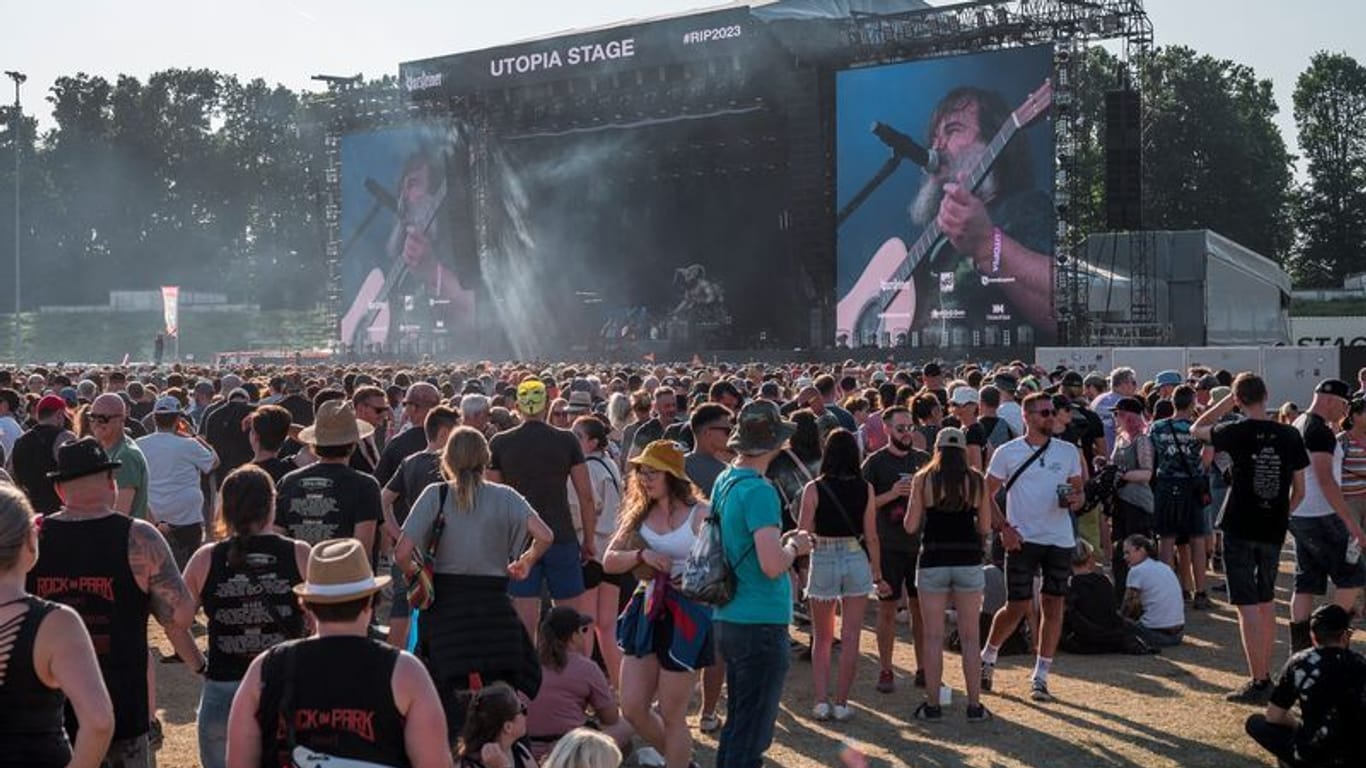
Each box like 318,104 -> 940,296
4,0 -> 1364,170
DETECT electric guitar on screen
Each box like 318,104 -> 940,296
339,177 -> 449,350
835,79 -> 1053,348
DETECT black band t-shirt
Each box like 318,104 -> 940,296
1211,418 -> 1310,543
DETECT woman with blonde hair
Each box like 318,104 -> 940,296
603,440 -> 711,768
397,426 -> 555,743
0,483 -> 114,767
541,728 -> 622,768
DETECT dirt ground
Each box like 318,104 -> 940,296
150,549 -> 1337,768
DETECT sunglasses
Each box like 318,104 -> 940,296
890,424 -> 914,434
1030,409 -> 1055,417
89,414 -> 123,424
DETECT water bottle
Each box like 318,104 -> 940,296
1348,537 -> 1361,566
939,684 -> 952,707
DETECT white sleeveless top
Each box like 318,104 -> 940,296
639,504 -> 701,579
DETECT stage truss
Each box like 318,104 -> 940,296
836,0 -> 1155,347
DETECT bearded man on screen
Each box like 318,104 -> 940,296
910,86 -> 1055,339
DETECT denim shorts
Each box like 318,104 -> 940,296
509,541 -> 586,600
915,564 -> 986,594
805,538 -> 873,600
1289,515 -> 1366,595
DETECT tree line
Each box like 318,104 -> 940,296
0,46 -> 1362,314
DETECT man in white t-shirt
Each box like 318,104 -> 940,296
1121,534 -> 1185,648
136,396 -> 219,569
991,372 -> 1025,437
0,388 -> 23,466
1286,378 -> 1365,652
981,392 -> 1083,704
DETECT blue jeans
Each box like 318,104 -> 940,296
197,678 -> 240,768
715,622 -> 790,768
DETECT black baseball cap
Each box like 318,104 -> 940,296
542,605 -> 593,640
1060,371 -> 1084,388
1112,396 -> 1145,415
1316,379 -> 1352,400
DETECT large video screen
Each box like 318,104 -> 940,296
835,45 -> 1056,349
338,123 -> 478,354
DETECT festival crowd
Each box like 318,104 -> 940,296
1,357 -> 1365,768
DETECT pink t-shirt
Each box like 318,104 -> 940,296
525,652 -> 614,749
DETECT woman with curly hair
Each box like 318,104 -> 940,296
603,440 -> 710,768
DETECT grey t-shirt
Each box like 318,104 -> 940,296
685,452 -> 728,498
401,481 -> 533,576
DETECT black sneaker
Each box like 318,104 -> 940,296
148,718 -> 164,751
912,702 -> 943,721
1225,678 -> 1272,705
1030,679 -> 1055,703
914,669 -> 927,688
966,703 -> 993,723
1191,591 -> 1213,610
980,662 -> 995,693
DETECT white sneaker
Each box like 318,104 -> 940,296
896,607 -> 910,624
812,701 -> 832,721
832,703 -> 854,722
635,746 -> 666,767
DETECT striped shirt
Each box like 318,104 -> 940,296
1339,432 -> 1366,497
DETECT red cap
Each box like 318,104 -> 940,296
36,394 -> 68,415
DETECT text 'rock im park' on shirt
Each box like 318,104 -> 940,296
986,437 -> 1083,549
1291,411 -> 1342,519
275,462 -> 381,546
861,446 -> 930,554
1211,418 -> 1311,544
489,420 -> 585,546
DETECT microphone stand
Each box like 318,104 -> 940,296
836,154 -> 904,227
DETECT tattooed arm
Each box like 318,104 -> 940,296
128,519 -> 197,633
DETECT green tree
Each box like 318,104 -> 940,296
1071,46 -> 1296,263
1290,51 -> 1366,287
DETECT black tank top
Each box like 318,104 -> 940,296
202,534 -> 307,682
812,476 -> 868,538
0,596 -> 71,768
918,474 -> 985,568
26,514 -> 149,741
257,636 -> 411,768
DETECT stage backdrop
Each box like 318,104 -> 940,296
835,45 -> 1056,349
338,123 -> 478,353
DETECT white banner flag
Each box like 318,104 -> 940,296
161,286 -> 180,337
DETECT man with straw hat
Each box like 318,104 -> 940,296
275,401 -> 381,558
225,538 -> 450,767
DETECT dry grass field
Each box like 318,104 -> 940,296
149,549 -> 1341,768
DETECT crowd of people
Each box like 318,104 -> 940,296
0,357 -> 1365,768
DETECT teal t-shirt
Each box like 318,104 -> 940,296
108,437 -> 150,520
712,466 -> 792,625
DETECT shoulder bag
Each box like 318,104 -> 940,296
404,483 -> 448,611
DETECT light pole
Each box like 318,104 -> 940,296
4,70 -> 24,363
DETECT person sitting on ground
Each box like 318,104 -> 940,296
1245,604 -> 1366,768
457,681 -> 537,768
1120,534 -> 1185,648
1060,539 -> 1150,655
524,607 -> 631,762
540,728 -> 622,768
